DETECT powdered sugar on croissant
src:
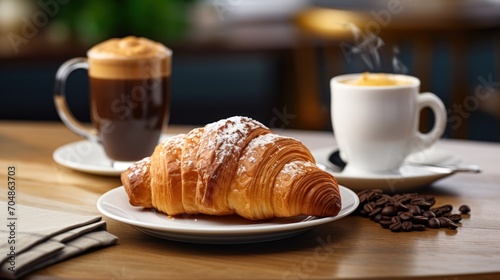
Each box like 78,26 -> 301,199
121,116 -> 341,220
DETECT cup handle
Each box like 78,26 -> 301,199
54,58 -> 99,143
411,92 -> 447,154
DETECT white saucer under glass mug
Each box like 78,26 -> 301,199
330,73 -> 447,175
54,36 -> 171,168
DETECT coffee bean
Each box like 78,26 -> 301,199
391,216 -> 401,224
438,217 -> 458,230
412,216 -> 429,225
356,189 -> 468,233
402,221 -> 413,232
438,204 -> 453,214
441,212 -> 451,218
431,208 -> 443,217
394,201 -> 409,211
449,214 -> 463,223
421,195 -> 435,202
375,196 -> 391,206
410,197 -> 425,204
459,205 -> 471,214
412,224 -> 426,231
366,192 -> 378,202
412,200 -> 432,210
381,205 -> 397,217
423,211 -> 436,219
425,197 -> 436,207
368,207 -> 382,217
399,212 -> 413,221
447,220 -> 458,230
396,196 -> 412,205
363,203 -> 375,214
437,217 -> 449,226
428,217 -> 441,229
357,189 -> 371,195
408,205 -> 421,216
389,222 -> 402,232
359,193 -> 369,204
367,190 -> 382,201
448,222 -> 458,229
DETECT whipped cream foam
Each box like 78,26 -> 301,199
87,36 -> 171,79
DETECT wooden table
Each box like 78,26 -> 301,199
1,121 -> 500,280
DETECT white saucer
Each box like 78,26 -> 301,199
97,185 -> 359,244
53,134 -> 174,176
311,147 -> 463,191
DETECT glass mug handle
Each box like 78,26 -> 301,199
54,58 -> 99,143
410,92 -> 447,154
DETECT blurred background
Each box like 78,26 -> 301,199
1,0 -> 500,141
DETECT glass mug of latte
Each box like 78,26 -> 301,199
330,73 -> 447,175
54,36 -> 171,163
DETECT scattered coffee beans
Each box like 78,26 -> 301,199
428,217 -> 441,229
459,204 -> 471,214
356,189 -> 470,232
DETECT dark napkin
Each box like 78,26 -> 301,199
0,203 -> 118,279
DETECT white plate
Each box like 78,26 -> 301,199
311,147 -> 462,191
97,185 -> 359,244
53,134 -> 174,176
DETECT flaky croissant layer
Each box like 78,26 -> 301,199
121,116 -> 341,220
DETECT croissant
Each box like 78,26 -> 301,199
121,116 -> 341,220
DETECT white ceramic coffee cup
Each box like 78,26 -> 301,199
330,73 -> 447,175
